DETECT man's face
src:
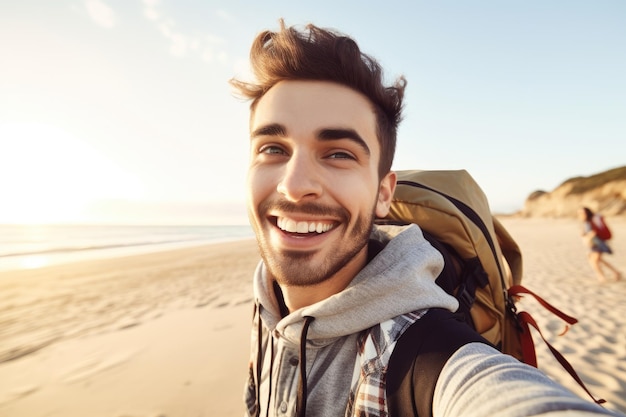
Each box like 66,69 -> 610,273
247,80 -> 395,288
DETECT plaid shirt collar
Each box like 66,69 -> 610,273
346,309 -> 428,416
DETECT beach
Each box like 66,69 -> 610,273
0,217 -> 625,416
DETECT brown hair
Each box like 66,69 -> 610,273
582,206 -> 594,222
230,19 -> 406,177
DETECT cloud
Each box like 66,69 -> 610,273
85,0 -> 117,28
142,0 -> 160,21
140,1 -> 228,63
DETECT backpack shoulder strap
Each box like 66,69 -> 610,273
387,308 -> 491,417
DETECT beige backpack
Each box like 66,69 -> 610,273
381,169 -> 604,404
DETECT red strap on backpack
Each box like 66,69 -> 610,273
508,285 -> 606,405
509,285 -> 578,328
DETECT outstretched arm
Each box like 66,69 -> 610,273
433,343 -> 622,417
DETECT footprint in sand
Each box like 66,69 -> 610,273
60,348 -> 142,383
0,385 -> 40,406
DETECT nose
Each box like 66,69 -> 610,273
276,153 -> 323,202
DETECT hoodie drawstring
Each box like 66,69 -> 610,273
254,305 -> 276,417
296,316 -> 315,417
266,338 -> 275,417
255,305 -> 262,417
255,305 -> 277,417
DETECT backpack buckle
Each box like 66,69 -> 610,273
456,283 -> 475,311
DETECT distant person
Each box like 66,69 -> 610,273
231,20 -> 622,416
578,207 -> 621,283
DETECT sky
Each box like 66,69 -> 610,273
1,0 -> 624,225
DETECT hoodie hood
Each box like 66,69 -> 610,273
253,224 -> 459,346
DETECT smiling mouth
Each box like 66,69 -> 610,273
276,217 -> 336,234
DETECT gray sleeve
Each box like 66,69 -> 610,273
433,342 -> 622,417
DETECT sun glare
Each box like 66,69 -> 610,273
0,122 -> 142,224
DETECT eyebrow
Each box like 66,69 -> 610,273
251,123 -> 286,138
318,128 -> 371,156
251,124 -> 371,156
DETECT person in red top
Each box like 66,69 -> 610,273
578,206 -> 621,283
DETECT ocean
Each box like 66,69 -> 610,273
0,224 -> 254,272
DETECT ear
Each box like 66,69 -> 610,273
375,171 -> 397,218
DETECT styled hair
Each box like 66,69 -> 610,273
230,19 -> 406,177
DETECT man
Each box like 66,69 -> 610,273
231,20 -> 620,417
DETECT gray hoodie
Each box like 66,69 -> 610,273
244,224 -> 621,417
245,224 -> 458,416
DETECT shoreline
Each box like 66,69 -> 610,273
0,234 -> 255,273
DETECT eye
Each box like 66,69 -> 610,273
259,144 -> 288,156
327,151 -> 356,160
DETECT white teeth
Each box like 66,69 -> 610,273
296,222 -> 308,233
277,217 -> 334,234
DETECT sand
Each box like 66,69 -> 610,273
0,218 -> 624,416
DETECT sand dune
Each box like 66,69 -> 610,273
0,218 -> 624,416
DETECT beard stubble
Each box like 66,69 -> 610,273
254,199 -> 376,287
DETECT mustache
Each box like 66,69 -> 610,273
258,199 -> 350,222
